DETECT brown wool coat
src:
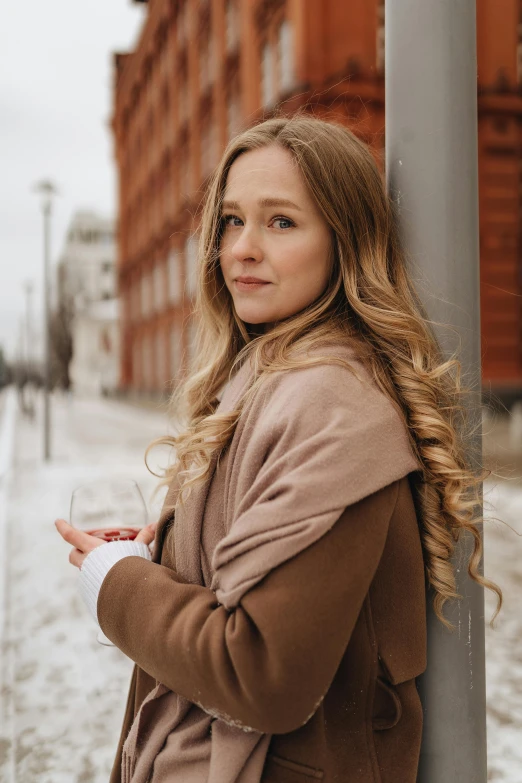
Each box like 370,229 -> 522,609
98,340 -> 427,783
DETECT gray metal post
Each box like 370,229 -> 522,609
34,180 -> 57,462
385,1 -> 486,782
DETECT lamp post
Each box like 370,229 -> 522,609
34,180 -> 57,461
385,1 -> 486,781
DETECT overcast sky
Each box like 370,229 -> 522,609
0,1 -> 146,359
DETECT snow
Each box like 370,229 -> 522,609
0,388 -> 520,782
0,389 -> 172,783
484,482 -> 522,782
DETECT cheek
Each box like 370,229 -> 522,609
278,233 -> 331,285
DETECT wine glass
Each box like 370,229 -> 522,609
70,478 -> 148,646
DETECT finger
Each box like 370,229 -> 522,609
69,548 -> 86,569
55,519 -> 105,554
135,522 -> 157,546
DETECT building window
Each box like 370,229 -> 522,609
179,78 -> 189,126
518,18 -> 522,83
200,32 -> 213,93
201,123 -> 210,179
261,41 -> 274,107
153,263 -> 165,312
156,329 -> 166,388
180,144 -> 190,197
168,248 -> 181,304
170,323 -> 182,379
185,235 -> 199,296
376,2 -> 385,73
278,20 -> 294,92
226,0 -> 239,53
187,317 -> 199,364
200,118 -> 217,180
163,85 -> 171,149
227,92 -> 240,141
133,340 -> 141,386
101,261 -> 113,274
142,335 -> 152,390
131,280 -> 140,322
177,1 -> 188,48
141,272 -> 151,317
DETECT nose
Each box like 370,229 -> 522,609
230,224 -> 263,265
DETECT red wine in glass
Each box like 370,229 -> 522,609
86,527 -> 142,542
70,478 -> 148,645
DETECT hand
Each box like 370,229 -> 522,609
54,519 -> 158,569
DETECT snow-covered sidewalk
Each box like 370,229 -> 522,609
483,481 -> 522,782
0,388 -> 520,782
0,390 -> 171,783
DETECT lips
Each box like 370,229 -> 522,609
234,277 -> 271,293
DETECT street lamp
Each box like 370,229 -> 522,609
33,179 -> 58,461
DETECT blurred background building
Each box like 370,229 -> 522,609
57,211 -> 120,395
111,0 -> 522,404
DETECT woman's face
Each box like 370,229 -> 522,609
219,145 -> 333,329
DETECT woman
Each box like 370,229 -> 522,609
56,116 -> 500,783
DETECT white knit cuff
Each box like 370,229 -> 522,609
78,540 -> 152,625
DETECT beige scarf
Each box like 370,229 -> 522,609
120,340 -> 421,783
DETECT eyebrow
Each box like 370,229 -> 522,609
221,197 -> 303,212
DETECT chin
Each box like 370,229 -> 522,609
236,309 -> 272,325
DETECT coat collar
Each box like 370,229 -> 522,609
151,357 -> 254,568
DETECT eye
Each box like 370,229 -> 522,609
222,214 -> 243,228
271,216 -> 295,230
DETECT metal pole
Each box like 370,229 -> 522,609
385,2 -> 486,782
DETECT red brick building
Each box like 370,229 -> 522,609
112,0 -> 522,398
477,0 -> 522,397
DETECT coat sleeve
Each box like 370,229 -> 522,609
97,478 -> 400,735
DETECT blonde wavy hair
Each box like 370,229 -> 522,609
148,115 -> 501,628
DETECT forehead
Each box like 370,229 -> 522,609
224,145 -> 307,199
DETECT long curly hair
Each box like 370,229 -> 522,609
147,115 -> 501,628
